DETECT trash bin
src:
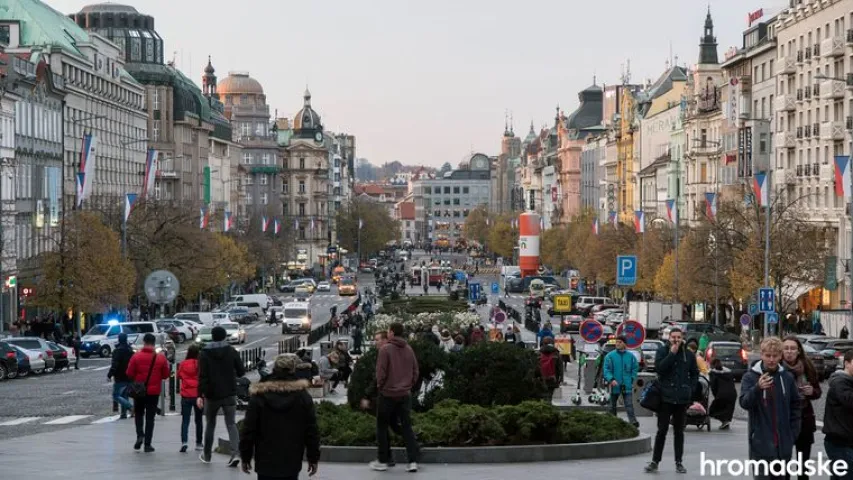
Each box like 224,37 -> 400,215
632,372 -> 657,417
583,355 -> 599,394
319,341 -> 333,357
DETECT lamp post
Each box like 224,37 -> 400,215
119,138 -> 149,259
690,137 -> 723,324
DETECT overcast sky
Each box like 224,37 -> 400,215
51,0 -> 779,167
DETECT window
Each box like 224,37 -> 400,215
240,122 -> 251,137
244,176 -> 254,185
246,193 -> 253,204
463,187 -> 469,194
299,227 -> 306,240
453,198 -> 460,205
260,175 -> 268,186
299,158 -> 305,169
299,180 -> 306,194
283,202 -> 289,215
453,186 -> 460,194
240,95 -> 248,105
424,187 -> 431,194
152,122 -> 160,141
262,153 -> 270,165
261,193 -> 268,205
298,203 -> 306,216
243,153 -> 253,164
255,123 -> 265,136
444,186 -> 450,194
282,180 -> 289,193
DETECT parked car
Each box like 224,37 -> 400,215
59,344 -> 77,369
195,326 -> 214,343
128,333 -> 176,363
220,322 -> 247,344
226,307 -> 254,324
5,337 -> 56,372
10,344 -> 46,375
45,341 -> 70,371
11,347 -> 31,378
0,341 -> 19,381
158,323 -> 183,344
807,339 -> 853,370
705,341 -> 749,380
559,314 -> 585,333
640,340 -> 664,371
662,322 -> 740,344
278,281 -> 296,293
317,281 -> 331,292
801,343 -> 829,380
156,319 -> 194,343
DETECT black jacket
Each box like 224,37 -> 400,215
823,371 -> 853,448
739,361 -> 801,460
655,341 -> 699,405
108,344 -> 134,383
239,378 -> 320,477
199,341 -> 246,402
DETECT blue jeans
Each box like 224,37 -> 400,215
824,440 -> 853,480
610,388 -> 637,423
112,382 -> 132,415
181,397 -> 203,446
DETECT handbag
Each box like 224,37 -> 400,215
128,352 -> 158,399
639,379 -> 662,412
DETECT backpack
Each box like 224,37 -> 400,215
639,379 -> 662,412
540,352 -> 557,381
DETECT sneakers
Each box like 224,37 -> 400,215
720,422 -> 731,430
118,414 -> 127,420
369,460 -> 388,471
195,444 -> 203,451
228,457 -> 240,468
180,444 -> 188,453
644,461 -> 658,473
144,445 -> 155,453
675,463 -> 687,474
407,462 -> 418,472
134,436 -> 143,451
199,453 -> 211,464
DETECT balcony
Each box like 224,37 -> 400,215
822,121 -> 846,141
822,35 -> 844,57
813,163 -> 820,177
804,46 -> 812,62
796,50 -> 804,64
796,165 -> 803,176
813,123 -> 820,136
804,164 -> 811,176
847,116 -> 853,130
779,54 -> 797,74
796,126 -> 803,139
813,43 -> 820,58
804,125 -> 811,138
776,93 -> 796,111
847,29 -> 853,45
813,83 -> 820,96
848,73 -> 853,90
821,79 -> 845,99
796,88 -> 804,101
781,131 -> 796,149
804,86 -> 811,99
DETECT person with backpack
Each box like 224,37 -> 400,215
537,337 -> 563,401
107,333 -> 134,419
603,335 -> 639,427
125,333 -> 171,452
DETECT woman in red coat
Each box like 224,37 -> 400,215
177,344 -> 202,452
126,333 -> 171,452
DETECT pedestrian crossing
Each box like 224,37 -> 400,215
0,415 -> 121,427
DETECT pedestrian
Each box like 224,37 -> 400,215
537,322 -> 555,345
369,322 -> 420,473
841,325 -> 849,340
177,344 -> 203,453
645,327 -> 698,474
439,330 -> 454,353
739,337 -> 801,479
470,325 -> 486,344
822,350 -> 853,475
504,326 -> 517,343
603,335 -> 640,427
698,331 -> 710,355
537,337 -> 563,402
317,350 -> 341,392
198,325 -> 246,467
239,353 -> 320,480
782,335 -> 821,479
334,341 -> 353,389
71,334 -> 81,369
352,324 -> 364,355
708,358 -> 736,430
107,333 -> 134,419
125,333 -> 170,452
451,334 -> 465,353
267,308 -> 276,326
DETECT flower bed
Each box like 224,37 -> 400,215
379,296 -> 469,315
366,311 -> 480,336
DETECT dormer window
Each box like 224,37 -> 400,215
0,25 -> 10,45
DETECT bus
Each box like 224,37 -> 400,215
338,276 -> 358,296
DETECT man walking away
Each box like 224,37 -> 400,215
370,322 -> 420,473
107,333 -> 134,419
603,335 -> 639,427
823,350 -> 853,475
199,326 -> 246,467
739,337 -> 801,479
645,327 -> 698,474
240,354 -> 320,480
125,333 -> 170,452
537,337 -> 563,401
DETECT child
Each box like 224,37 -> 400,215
177,344 -> 203,453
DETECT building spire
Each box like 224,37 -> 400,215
699,7 -> 719,65
509,111 -> 514,135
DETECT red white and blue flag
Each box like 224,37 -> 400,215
592,218 -> 599,235
75,173 -> 85,208
634,211 -> 645,233
705,192 -> 717,220
261,216 -> 269,233
78,134 -> 97,202
224,211 -> 233,232
835,155 -> 851,197
142,148 -> 157,199
200,207 -> 209,229
273,218 -> 281,235
666,199 -> 678,224
608,211 -> 617,228
752,173 -> 769,207
123,193 -> 138,224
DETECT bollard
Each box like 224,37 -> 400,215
159,380 -> 166,416
168,362 -> 177,412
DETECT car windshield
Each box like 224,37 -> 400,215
85,325 -> 111,336
808,340 -> 829,350
340,278 -> 354,286
803,344 -> 818,354
284,309 -> 308,319
712,345 -> 741,356
642,342 -> 662,351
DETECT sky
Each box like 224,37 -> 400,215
50,0 -> 780,168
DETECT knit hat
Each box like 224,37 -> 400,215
273,353 -> 300,374
118,333 -> 128,345
212,326 -> 226,342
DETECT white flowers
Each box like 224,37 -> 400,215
366,311 -> 482,336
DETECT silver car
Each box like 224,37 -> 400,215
6,337 -> 57,372
9,344 -> 47,375
640,340 -> 664,371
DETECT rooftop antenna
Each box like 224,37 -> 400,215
669,40 -> 673,69
593,70 -> 597,85
509,111 -> 514,134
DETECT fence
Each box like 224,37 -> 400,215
277,336 -> 301,354
307,321 -> 333,345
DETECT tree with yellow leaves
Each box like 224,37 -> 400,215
462,206 -> 491,246
488,214 -> 517,259
541,224 -> 570,272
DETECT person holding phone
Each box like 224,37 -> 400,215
782,336 -> 821,480
739,337 -> 802,479
646,328 -> 699,474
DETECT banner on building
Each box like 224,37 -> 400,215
666,199 -> 678,224
634,211 -> 645,233
79,134 -> 97,203
834,155 -> 851,197
48,167 -> 60,226
142,148 -> 157,198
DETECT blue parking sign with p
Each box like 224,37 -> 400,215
491,282 -> 499,294
616,255 -> 637,286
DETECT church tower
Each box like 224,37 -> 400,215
202,56 -> 217,96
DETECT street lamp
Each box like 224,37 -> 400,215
689,137 -> 723,326
119,137 -> 148,258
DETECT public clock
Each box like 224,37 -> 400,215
315,132 -> 323,142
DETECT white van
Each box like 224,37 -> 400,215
576,296 -> 614,311
232,294 -> 271,310
175,312 -> 219,326
225,301 -> 264,320
80,321 -> 159,358
281,302 -> 312,333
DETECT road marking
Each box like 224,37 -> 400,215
78,367 -> 96,371
816,420 -> 824,428
61,391 -> 77,395
238,336 -> 269,351
92,366 -> 110,371
0,417 -> 40,426
43,415 -> 92,425
91,415 -> 120,424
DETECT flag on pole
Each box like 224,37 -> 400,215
666,199 -> 678,224
608,211 -> 617,228
835,155 -> 851,197
752,173 -> 769,206
261,216 -> 269,233
142,148 -> 157,198
634,211 -> 645,233
78,134 -> 97,202
123,193 -> 138,223
310,217 -> 315,231
705,192 -> 718,220
200,207 -> 209,229
273,218 -> 281,235
358,218 -> 363,230
592,218 -> 599,235
224,211 -> 232,232
75,173 -> 85,208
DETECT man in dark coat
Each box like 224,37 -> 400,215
645,328 -> 699,474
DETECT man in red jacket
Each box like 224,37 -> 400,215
126,333 -> 171,452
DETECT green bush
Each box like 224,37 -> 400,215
315,400 -> 638,446
438,342 -> 546,407
380,296 -> 468,315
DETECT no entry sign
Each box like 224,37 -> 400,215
615,320 -> 646,349
579,319 -> 603,343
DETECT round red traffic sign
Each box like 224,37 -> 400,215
494,311 -> 506,324
579,319 -> 603,343
616,320 -> 646,349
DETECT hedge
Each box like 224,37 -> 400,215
379,296 -> 469,315
316,400 -> 638,447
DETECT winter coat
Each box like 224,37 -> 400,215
108,343 -> 134,383
822,371 -> 853,447
603,349 -> 638,394
376,337 -> 419,398
782,360 -> 822,438
239,378 -> 320,477
177,358 -> 200,398
537,328 -> 555,343
198,341 -> 246,402
537,344 -> 564,388
655,341 -> 699,405
439,338 -> 454,353
739,361 -> 802,460
125,346 -> 171,396
708,367 -> 737,421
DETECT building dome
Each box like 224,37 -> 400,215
293,88 -> 322,133
217,72 -> 264,95
79,3 -> 139,13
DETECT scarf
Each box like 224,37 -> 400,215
785,359 -> 806,386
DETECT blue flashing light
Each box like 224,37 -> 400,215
107,319 -> 119,326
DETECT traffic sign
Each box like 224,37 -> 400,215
616,255 -> 637,286
579,319 -> 603,343
491,282 -> 500,294
455,271 -> 467,282
740,314 -> 751,327
493,310 -> 506,324
4,275 -> 16,288
553,294 -> 572,313
759,287 -> 775,313
766,312 -> 779,324
469,282 -> 481,301
616,320 -> 646,349
748,303 -> 758,316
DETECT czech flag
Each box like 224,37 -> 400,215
705,192 -> 717,220
608,211 -> 618,228
200,207 -> 209,229
273,218 -> 281,235
75,173 -> 85,208
835,155 -> 851,197
261,216 -> 269,233
666,199 -> 678,224
634,211 -> 645,233
123,193 -> 137,224
224,211 -> 233,232
752,173 -> 769,207
592,218 -> 599,235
